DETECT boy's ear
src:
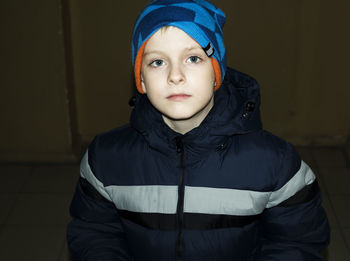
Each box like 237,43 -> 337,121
141,74 -> 147,93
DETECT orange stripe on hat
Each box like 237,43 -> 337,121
211,58 -> 222,91
134,40 -> 148,94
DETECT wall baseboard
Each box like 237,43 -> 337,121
0,152 -> 79,164
286,135 -> 349,147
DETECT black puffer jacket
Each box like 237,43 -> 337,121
67,67 -> 329,261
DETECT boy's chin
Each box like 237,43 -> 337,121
160,105 -> 212,124
161,110 -> 207,124
162,113 -> 194,122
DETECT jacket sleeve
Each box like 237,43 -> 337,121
67,145 -> 133,261
257,144 -> 330,260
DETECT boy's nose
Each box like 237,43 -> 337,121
167,64 -> 185,86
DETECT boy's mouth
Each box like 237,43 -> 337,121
167,94 -> 191,101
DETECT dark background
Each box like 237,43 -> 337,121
1,0 -> 349,161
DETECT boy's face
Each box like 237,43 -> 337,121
141,26 -> 215,126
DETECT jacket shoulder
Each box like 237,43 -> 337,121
236,130 -> 302,190
93,124 -> 140,148
84,124 -> 147,185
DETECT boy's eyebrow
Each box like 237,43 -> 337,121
143,46 -> 203,57
186,46 -> 203,52
143,50 -> 164,57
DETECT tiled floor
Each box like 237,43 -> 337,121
0,164 -> 78,261
0,147 -> 349,260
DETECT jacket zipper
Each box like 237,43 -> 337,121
175,137 -> 185,261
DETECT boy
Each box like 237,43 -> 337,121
67,0 -> 330,260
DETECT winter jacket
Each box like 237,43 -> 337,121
67,67 -> 330,261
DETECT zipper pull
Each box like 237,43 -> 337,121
175,137 -> 183,154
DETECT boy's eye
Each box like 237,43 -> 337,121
150,59 -> 165,67
187,56 -> 202,63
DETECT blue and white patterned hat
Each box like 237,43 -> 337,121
132,0 -> 226,93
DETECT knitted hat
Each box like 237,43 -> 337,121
132,0 -> 226,94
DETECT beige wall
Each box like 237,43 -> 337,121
0,0 -> 75,162
69,0 -> 150,141
217,0 -> 350,145
1,0 -> 349,162
295,0 -> 350,145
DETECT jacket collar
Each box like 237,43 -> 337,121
130,67 -> 262,159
